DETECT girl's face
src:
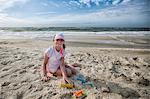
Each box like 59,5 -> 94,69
54,39 -> 64,48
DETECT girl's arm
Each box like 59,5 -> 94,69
60,57 -> 70,83
60,57 -> 67,77
43,53 -> 49,76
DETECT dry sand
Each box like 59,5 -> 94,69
0,38 -> 150,99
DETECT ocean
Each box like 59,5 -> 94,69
0,27 -> 150,39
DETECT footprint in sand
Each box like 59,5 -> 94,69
19,69 -> 27,74
0,74 -> 9,78
9,92 -> 24,99
23,64 -> 34,69
59,93 -> 72,99
1,81 -> 10,87
10,74 -> 18,78
12,69 -> 21,73
107,82 -> 140,98
27,64 -> 35,68
1,60 -> 12,65
2,68 -> 9,71
138,77 -> 150,86
33,84 -> 43,92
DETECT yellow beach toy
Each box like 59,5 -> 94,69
60,83 -> 74,89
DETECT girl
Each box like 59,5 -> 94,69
42,33 -> 76,83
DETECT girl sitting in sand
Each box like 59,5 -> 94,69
42,33 -> 76,83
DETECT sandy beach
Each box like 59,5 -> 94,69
0,35 -> 150,99
0,0 -> 150,98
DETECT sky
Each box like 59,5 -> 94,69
0,0 -> 150,27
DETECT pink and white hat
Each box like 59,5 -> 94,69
54,33 -> 64,40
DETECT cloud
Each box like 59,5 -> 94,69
0,13 -> 33,27
31,1 -> 150,27
0,0 -> 30,12
79,0 -> 103,7
35,12 -> 57,15
41,2 -> 48,7
69,1 -> 81,6
79,0 -> 91,7
77,0 -> 133,7
34,6 -> 146,25
48,1 -> 60,8
122,0 -> 131,3
112,0 -> 121,5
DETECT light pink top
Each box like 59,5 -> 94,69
44,46 -> 65,73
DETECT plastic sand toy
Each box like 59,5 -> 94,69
73,90 -> 87,99
74,76 -> 86,83
60,83 -> 74,89
73,90 -> 83,97
83,82 -> 94,87
76,77 -> 86,83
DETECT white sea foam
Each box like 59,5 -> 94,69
0,30 -> 150,39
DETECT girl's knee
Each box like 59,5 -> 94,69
72,69 -> 76,75
66,64 -> 77,74
55,68 -> 73,77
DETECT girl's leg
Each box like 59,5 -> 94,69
65,64 -> 77,75
54,67 -> 72,77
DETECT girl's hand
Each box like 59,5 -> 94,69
42,75 -> 50,82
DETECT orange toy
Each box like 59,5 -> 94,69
73,90 -> 83,97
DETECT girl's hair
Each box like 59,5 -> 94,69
53,34 -> 66,49
63,44 -> 66,49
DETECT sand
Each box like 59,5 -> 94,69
0,38 -> 150,99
